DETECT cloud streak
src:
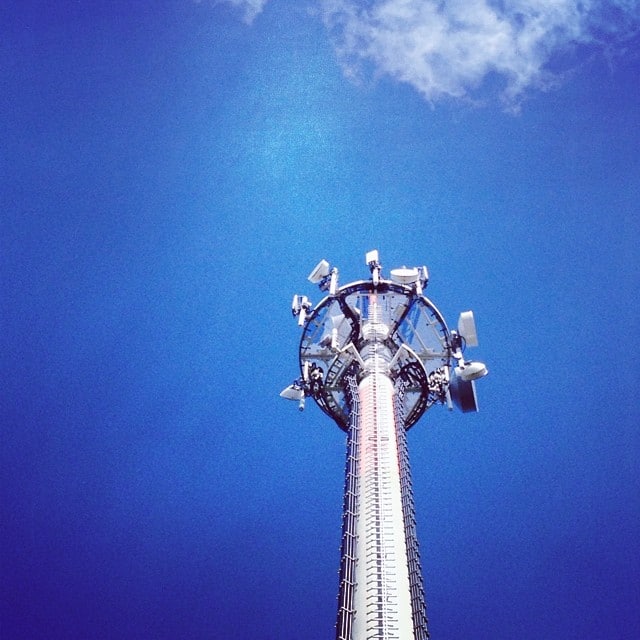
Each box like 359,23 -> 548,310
321,0 -> 639,108
218,0 -> 639,106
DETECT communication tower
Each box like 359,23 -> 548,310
281,251 -> 488,640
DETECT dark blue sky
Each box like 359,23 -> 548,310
2,1 -> 639,638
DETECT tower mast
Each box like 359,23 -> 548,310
282,251 -> 488,640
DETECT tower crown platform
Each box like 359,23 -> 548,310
298,279 -> 450,430
283,251 -> 488,427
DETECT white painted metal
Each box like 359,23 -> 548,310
390,267 -> 419,284
457,310 -> 479,347
308,259 -> 331,283
351,300 -> 415,640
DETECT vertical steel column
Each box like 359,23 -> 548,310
349,370 -> 415,639
349,297 -> 416,640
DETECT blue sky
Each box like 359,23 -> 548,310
1,1 -> 639,638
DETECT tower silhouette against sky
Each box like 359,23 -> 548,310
281,251 -> 488,640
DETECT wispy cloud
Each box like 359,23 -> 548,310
216,0 -> 639,107
320,0 -> 639,108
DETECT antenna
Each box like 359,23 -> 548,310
390,267 -> 419,284
308,259 -> 330,283
366,249 -> 381,287
458,310 -> 479,347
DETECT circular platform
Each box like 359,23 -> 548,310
298,279 -> 453,430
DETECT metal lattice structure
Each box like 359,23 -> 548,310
281,251 -> 487,640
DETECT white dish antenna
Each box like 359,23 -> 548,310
280,383 -> 305,411
455,361 -> 488,381
280,384 -> 304,401
457,311 -> 479,347
390,267 -> 419,285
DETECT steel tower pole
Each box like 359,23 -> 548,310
282,251 -> 488,640
349,295 -> 421,639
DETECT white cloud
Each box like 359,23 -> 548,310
320,0 -> 639,108
215,0 -> 639,106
